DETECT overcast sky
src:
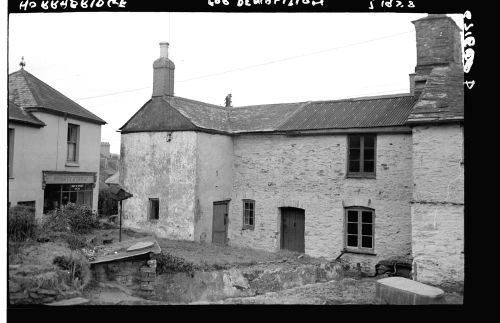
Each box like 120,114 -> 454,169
8,12 -> 463,154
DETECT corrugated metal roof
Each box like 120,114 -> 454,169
9,69 -> 106,125
90,237 -> 161,265
8,100 -> 46,127
230,102 -> 309,132
407,65 -> 464,124
121,94 -> 417,134
278,95 -> 417,131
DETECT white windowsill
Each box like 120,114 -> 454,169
65,162 -> 80,167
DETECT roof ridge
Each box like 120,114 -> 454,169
172,95 -> 226,110
15,69 -> 106,123
234,101 -> 309,109
307,93 -> 413,104
229,93 -> 413,110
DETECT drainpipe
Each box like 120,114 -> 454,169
119,200 -> 123,242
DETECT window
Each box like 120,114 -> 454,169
8,128 -> 14,178
243,200 -> 255,230
347,134 -> 376,177
149,198 -> 159,220
345,207 -> 375,253
67,124 -> 80,163
43,184 -> 93,214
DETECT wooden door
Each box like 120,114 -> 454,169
212,201 -> 229,245
281,207 -> 305,253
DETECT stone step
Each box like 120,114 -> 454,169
376,277 -> 445,305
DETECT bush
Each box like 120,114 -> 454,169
153,252 -> 199,276
8,206 -> 36,242
62,233 -> 88,250
42,203 -> 99,234
53,253 -> 91,290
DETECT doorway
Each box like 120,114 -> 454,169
280,207 -> 305,253
212,201 -> 229,245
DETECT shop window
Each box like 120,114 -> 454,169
67,124 -> 80,163
43,184 -> 93,214
345,207 -> 375,253
149,198 -> 159,220
243,199 -> 255,230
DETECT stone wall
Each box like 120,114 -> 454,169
228,133 -> 413,274
411,124 -> 464,289
9,265 -> 82,305
120,131 -> 197,240
91,256 -> 157,298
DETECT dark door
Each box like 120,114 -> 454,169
212,201 -> 229,245
281,207 -> 305,253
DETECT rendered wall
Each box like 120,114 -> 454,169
194,132 -> 233,243
8,113 -> 101,217
120,131 -> 197,240
411,124 -> 464,289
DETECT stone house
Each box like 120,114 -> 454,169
118,15 -> 464,288
8,66 -> 106,218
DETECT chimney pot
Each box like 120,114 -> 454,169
160,42 -> 169,58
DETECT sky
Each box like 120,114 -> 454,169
7,12 -> 463,154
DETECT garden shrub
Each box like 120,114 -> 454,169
62,233 -> 88,250
8,206 -> 36,242
153,252 -> 199,276
42,203 -> 99,234
53,253 -> 91,290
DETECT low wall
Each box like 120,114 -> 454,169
91,255 -> 157,298
154,260 -> 344,303
9,265 -> 82,305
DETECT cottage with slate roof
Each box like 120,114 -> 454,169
119,15 -> 464,289
8,67 -> 106,218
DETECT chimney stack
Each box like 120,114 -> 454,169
410,14 -> 462,97
412,14 -> 462,75
152,42 -> 175,97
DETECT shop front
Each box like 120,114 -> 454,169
42,171 -> 97,214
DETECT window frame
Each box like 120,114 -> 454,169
344,207 -> 375,254
346,134 -> 377,178
8,128 -> 14,178
66,123 -> 80,164
148,198 -> 159,221
242,199 -> 255,230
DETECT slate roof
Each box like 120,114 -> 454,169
407,65 -> 464,124
8,100 -> 46,127
9,69 -> 106,125
120,94 -> 417,134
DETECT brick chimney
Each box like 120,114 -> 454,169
152,42 -> 175,97
410,14 -> 462,96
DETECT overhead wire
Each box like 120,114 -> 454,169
73,29 -> 414,102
